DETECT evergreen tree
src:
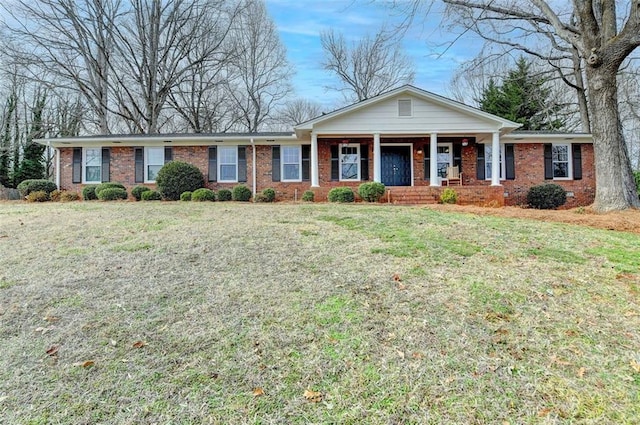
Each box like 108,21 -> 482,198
478,58 -> 563,131
14,91 -> 47,183
0,93 -> 17,187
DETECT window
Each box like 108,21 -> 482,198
218,146 -> 237,182
484,144 -> 506,180
552,144 -> 570,178
145,147 -> 164,182
84,148 -> 101,183
281,146 -> 301,181
437,144 -> 452,178
398,99 -> 412,117
340,144 -> 360,181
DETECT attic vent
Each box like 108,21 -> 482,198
398,99 -> 412,117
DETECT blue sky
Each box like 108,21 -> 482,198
264,0 -> 483,109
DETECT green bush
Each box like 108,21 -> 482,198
261,188 -> 276,202
95,182 -> 126,198
358,182 -> 386,202
634,171 -> 640,197
328,187 -> 355,203
440,188 -> 458,204
60,191 -> 80,202
26,190 -> 49,202
155,161 -> 204,201
232,185 -> 252,201
527,183 -> 567,209
17,179 -> 57,197
132,185 -> 151,201
217,188 -> 232,201
97,187 -> 128,201
141,190 -> 162,201
302,190 -> 314,202
180,191 -> 192,201
191,188 -> 216,202
82,185 -> 98,200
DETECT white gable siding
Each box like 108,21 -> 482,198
313,94 -> 501,134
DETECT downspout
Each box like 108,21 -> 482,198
251,138 -> 257,196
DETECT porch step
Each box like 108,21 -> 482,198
385,188 -> 438,205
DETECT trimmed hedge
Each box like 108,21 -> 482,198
232,185 -> 252,202
95,183 -> 126,198
155,161 -> 204,201
358,182 -> 385,202
141,190 -> 162,201
328,187 -> 355,203
82,185 -> 98,200
97,187 -> 128,201
217,189 -> 232,201
132,185 -> 151,201
527,183 -> 567,209
17,179 -> 57,197
191,188 -> 216,202
180,191 -> 192,201
26,190 -> 49,202
302,190 -> 314,202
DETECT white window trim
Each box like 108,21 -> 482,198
339,143 -> 360,182
218,146 -> 238,183
552,143 -> 573,180
398,99 -> 412,117
484,144 -> 506,181
83,147 -> 102,184
281,145 -> 302,182
144,147 -> 164,183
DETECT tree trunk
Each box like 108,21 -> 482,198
587,66 -> 640,211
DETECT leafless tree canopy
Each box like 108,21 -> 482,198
321,27 -> 415,102
279,98 -> 323,126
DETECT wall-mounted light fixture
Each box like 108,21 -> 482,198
461,138 -> 469,147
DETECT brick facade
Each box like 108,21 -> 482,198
57,139 -> 596,207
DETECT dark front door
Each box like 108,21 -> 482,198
381,146 -> 411,186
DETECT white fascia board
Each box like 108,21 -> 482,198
35,134 -> 298,148
502,133 -> 593,143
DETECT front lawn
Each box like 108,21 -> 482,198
1,202 -> 639,424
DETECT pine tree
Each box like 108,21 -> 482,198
14,91 -> 47,183
0,93 -> 17,187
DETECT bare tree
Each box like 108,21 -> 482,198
226,0 -> 293,133
278,98 -> 323,126
321,27 -> 415,102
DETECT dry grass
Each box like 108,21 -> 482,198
0,201 -> 639,424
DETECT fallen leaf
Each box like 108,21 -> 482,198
303,389 -> 322,402
411,352 -> 424,359
132,341 -> 146,349
392,273 -> 401,282
253,387 -> 265,397
537,408 -> 551,417
396,350 -> 405,359
397,282 -> 407,290
46,345 -> 59,357
625,311 -> 639,317
631,359 -> 640,373
577,367 -> 586,378
80,360 -> 95,368
44,316 -> 60,322
110,339 -> 117,346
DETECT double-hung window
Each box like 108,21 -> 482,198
218,146 -> 238,182
340,144 -> 360,181
145,147 -> 164,182
84,148 -> 102,183
552,144 -> 571,179
484,144 -> 505,180
281,146 -> 301,181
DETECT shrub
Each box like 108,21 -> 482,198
26,190 -> 49,202
217,188 -> 232,201
328,187 -> 355,203
191,188 -> 216,202
82,185 -> 98,200
261,188 -> 276,202
254,194 -> 268,202
302,190 -> 314,202
141,190 -> 162,201
132,185 -> 151,201
95,182 -> 126,198
17,179 -> 57,197
635,171 -> 640,197
180,191 -> 192,201
440,188 -> 458,204
60,191 -> 80,202
527,183 -> 567,209
358,182 -> 386,202
97,187 -> 128,201
232,185 -> 252,201
49,190 -> 62,202
155,161 -> 204,201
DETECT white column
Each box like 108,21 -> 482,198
55,147 -> 61,189
373,133 -> 381,183
491,131 -> 501,186
310,132 -> 319,187
251,138 -> 257,195
430,132 -> 439,186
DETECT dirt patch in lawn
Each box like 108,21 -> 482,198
426,204 -> 640,234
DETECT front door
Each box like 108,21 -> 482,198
381,146 -> 411,186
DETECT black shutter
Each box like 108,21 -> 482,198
453,144 -> 462,170
302,145 -> 310,181
208,146 -> 217,182
134,148 -> 144,183
360,144 -> 369,181
72,148 -> 82,183
330,145 -> 339,181
572,144 -> 582,180
476,144 -> 485,180
164,147 -> 173,163
272,145 -> 280,182
101,148 -> 110,182
238,146 -> 247,182
424,144 -> 430,180
505,144 -> 515,180
544,144 -> 553,179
